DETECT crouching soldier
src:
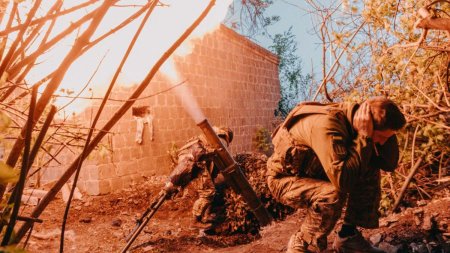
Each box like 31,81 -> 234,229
267,97 -> 406,252
163,127 -> 233,234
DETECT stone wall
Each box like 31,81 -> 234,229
41,25 -> 280,195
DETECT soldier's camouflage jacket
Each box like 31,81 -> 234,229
267,102 -> 399,193
168,135 -> 224,194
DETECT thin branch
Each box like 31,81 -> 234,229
0,2 -> 18,61
435,72 -> 450,106
392,157 -> 424,212
0,0 -> 42,78
53,80 -> 187,102
9,1 -> 62,68
57,50 -> 109,113
406,113 -> 450,130
81,0 -> 158,54
0,0 -> 100,37
411,124 -> 420,169
313,21 -> 366,101
7,9 -> 98,78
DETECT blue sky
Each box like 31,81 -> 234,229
250,1 -> 321,76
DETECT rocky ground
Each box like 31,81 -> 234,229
17,153 -> 450,253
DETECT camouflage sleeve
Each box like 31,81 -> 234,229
370,135 -> 399,172
294,114 -> 374,192
168,143 -> 206,188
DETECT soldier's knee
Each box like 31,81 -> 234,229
320,183 -> 339,199
314,187 -> 344,211
192,198 -> 211,218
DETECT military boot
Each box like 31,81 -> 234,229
332,230 -> 385,253
286,233 -> 310,253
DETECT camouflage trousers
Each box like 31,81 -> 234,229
267,169 -> 381,251
192,188 -> 215,222
192,173 -> 226,228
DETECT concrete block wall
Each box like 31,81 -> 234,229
42,25 -> 281,195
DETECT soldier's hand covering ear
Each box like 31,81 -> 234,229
354,102 -> 374,138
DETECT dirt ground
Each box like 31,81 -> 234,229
19,176 -> 450,253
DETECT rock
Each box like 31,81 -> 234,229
112,231 -> 123,238
64,230 -> 76,242
370,233 -> 382,245
21,195 -> 40,206
422,215 -> 433,231
378,242 -> 401,253
32,228 -> 75,241
83,201 -> 91,207
384,236 -> 393,243
112,219 -> 122,227
414,215 -> 422,226
386,216 -> 399,226
22,189 -> 49,206
413,209 -> 424,226
410,242 -> 428,253
142,245 -> 154,252
379,220 -> 388,227
74,206 -> 82,211
427,241 -> 438,251
23,189 -> 48,198
79,217 -> 93,223
61,183 -> 82,203
417,200 -> 427,206
387,216 -> 399,223
32,228 -> 61,240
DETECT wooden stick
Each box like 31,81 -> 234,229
392,157 -> 423,212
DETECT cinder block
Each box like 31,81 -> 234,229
129,147 -> 140,159
84,180 -> 111,196
136,157 -> 152,171
116,161 -> 138,176
115,162 -> 129,177
112,135 -> 124,149
77,181 -> 86,193
78,165 -> 90,180
114,148 -> 128,162
157,95 -> 166,106
109,177 -> 124,192
121,175 -> 133,188
87,165 -> 99,180
98,164 -> 116,179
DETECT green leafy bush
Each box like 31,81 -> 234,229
252,127 -> 273,156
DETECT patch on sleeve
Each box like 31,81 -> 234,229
331,135 -> 348,161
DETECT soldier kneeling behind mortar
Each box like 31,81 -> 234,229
163,126 -> 233,235
267,97 -> 406,252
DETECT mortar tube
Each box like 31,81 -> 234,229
196,119 -> 272,226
